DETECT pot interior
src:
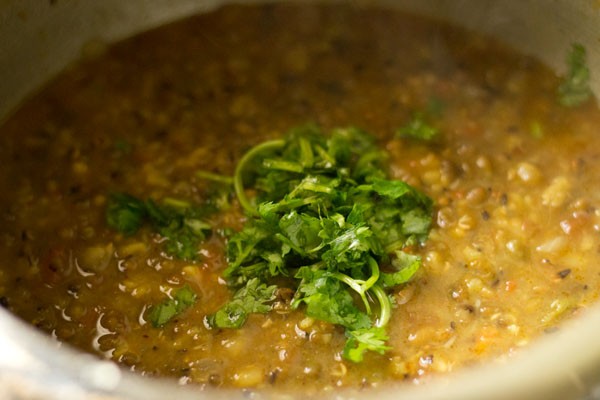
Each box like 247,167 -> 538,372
1,1 -> 600,400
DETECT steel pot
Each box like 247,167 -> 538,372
1,1 -> 600,399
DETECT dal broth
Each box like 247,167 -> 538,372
1,2 -> 600,393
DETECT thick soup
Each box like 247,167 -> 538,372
1,2 -> 600,394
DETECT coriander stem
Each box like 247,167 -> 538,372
332,266 -> 380,316
195,170 -> 234,185
333,258 -> 380,315
162,197 -> 191,209
234,139 -> 285,215
370,284 -> 391,328
365,257 -> 380,290
298,136 -> 314,168
262,159 -> 304,173
332,272 -> 371,314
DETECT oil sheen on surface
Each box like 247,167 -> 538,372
1,2 -> 600,394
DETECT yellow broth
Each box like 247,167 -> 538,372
1,2 -> 600,393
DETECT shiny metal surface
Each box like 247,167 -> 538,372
1,1 -> 600,399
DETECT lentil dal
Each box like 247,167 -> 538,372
1,2 -> 600,394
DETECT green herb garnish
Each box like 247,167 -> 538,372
147,285 -> 197,327
396,98 -> 444,141
207,278 -> 277,328
106,192 -> 147,236
397,112 -> 438,140
210,124 -> 433,362
558,43 -> 592,107
106,193 -> 212,261
344,326 -> 391,363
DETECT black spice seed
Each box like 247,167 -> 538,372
557,269 -> 572,279
154,129 -> 168,139
268,369 -> 280,384
481,210 -> 490,220
69,185 -> 82,194
500,193 -> 508,205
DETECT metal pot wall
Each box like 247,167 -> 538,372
1,1 -> 600,399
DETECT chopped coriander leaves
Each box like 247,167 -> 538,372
147,285 -> 197,327
218,125 -> 433,362
397,112 -> 439,141
195,170 -> 235,185
381,251 -> 422,289
292,267 -> 372,330
558,43 -> 593,107
344,326 -> 391,363
106,193 -> 213,261
207,278 -> 277,328
106,193 -> 147,236
396,97 -> 445,142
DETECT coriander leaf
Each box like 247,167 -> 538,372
304,291 -> 371,330
327,127 -> 387,181
147,201 -> 212,261
321,224 -> 378,270
278,211 -> 323,256
224,222 -> 278,283
209,278 -> 277,328
361,178 -> 433,250
400,208 -> 433,237
370,178 -> 415,198
396,112 -> 439,141
293,268 -> 371,331
328,126 -> 379,168
160,223 -> 205,261
106,193 -> 147,236
106,193 -> 213,261
558,43 -> 592,107
193,175 -> 235,213
147,285 -> 197,327
380,251 -> 421,288
343,326 -> 391,363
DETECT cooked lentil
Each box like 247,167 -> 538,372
1,2 -> 600,394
